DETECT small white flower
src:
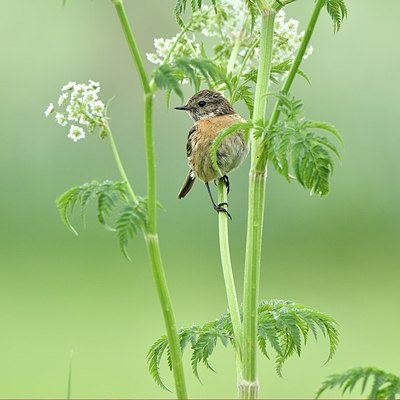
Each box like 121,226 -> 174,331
83,91 -> 98,103
89,100 -> 105,117
57,93 -> 69,106
62,81 -> 76,91
68,125 -> 86,142
88,80 -> 100,92
44,103 -> 54,117
55,112 -> 67,127
66,104 -> 79,122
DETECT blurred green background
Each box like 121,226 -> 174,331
0,0 -> 399,398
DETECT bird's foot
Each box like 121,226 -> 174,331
214,203 -> 232,220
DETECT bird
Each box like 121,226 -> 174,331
175,89 -> 249,219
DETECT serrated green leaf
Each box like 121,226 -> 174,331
316,366 -> 400,400
147,335 -> 171,392
324,0 -> 348,33
116,200 -> 146,261
152,65 -> 183,101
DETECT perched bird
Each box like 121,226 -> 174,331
175,89 -> 249,219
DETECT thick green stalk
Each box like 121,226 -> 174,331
255,0 -> 325,171
217,180 -> 243,361
241,7 -> 276,399
111,1 -> 187,398
250,8 -> 276,164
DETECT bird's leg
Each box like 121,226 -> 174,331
205,182 -> 232,220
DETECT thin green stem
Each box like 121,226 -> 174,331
242,7 -> 276,398
217,179 -> 243,359
162,24 -> 191,66
227,15 -> 248,74
105,124 -> 138,203
237,39 -> 260,85
227,40 -> 242,75
143,93 -> 156,234
146,234 -> 187,399
255,0 -> 325,171
112,0 -> 151,94
111,1 -> 187,397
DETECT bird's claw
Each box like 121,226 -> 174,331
214,204 -> 232,220
222,175 -> 230,195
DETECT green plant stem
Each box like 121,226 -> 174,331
112,0 -> 151,94
217,180 -> 243,362
105,124 -> 138,203
241,7 -> 276,399
237,39 -> 260,85
227,15 -> 248,74
145,234 -> 187,398
162,23 -> 191,66
255,0 -> 325,171
111,1 -> 187,398
250,8 -> 276,164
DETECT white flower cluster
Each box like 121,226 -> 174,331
271,12 -> 313,66
45,80 -> 106,142
146,0 -> 312,80
146,34 -> 201,65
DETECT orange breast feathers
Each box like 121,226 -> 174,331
186,113 -> 249,183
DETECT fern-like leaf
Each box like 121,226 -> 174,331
324,0 -> 348,32
147,335 -> 171,392
116,200 -> 147,261
154,58 -> 231,100
174,0 -> 217,28
152,65 -> 183,102
316,367 -> 400,399
268,93 -> 343,196
56,185 -> 81,235
147,299 -> 338,386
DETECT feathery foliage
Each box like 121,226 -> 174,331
266,93 -> 343,196
147,300 -> 338,388
56,180 -> 128,234
323,0 -> 348,32
56,180 -> 149,260
174,0 -> 217,27
152,57 -> 230,103
116,200 -> 147,261
153,64 -> 184,101
257,300 -> 339,377
316,367 -> 400,399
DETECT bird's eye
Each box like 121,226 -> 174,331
198,101 -> 206,107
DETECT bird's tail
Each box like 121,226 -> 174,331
178,170 -> 196,199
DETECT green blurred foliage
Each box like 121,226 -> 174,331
0,0 -> 399,398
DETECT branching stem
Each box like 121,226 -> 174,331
104,124 -> 138,203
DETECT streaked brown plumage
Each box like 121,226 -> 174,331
175,90 -> 249,218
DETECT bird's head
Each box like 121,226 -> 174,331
175,89 -> 235,122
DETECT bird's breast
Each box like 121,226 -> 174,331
187,113 -> 249,182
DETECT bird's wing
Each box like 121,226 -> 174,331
186,125 -> 197,158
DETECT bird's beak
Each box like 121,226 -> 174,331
174,105 -> 191,111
